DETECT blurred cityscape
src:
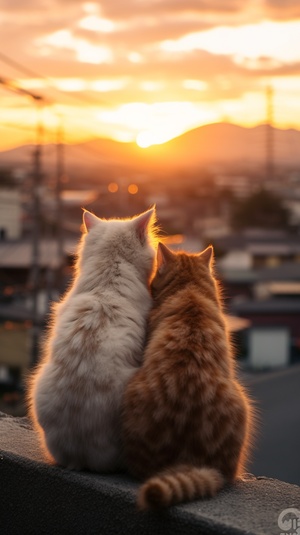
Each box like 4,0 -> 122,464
1,116 -> 300,485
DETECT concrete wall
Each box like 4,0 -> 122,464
1,412 -> 300,535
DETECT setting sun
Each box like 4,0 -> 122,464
136,131 -> 156,149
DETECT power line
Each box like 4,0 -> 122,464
0,50 -> 110,107
2,118 -> 105,146
0,122 -> 38,133
0,55 -> 118,144
0,76 -> 44,102
0,51 -> 41,79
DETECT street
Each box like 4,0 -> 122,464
242,363 -> 300,486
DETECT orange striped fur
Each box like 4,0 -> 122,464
122,243 -> 254,510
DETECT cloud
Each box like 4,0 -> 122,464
265,0 -> 300,19
98,0 -> 245,19
74,20 -> 212,51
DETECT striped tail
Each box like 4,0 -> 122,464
137,464 -> 225,510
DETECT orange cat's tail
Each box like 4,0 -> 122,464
137,464 -> 225,510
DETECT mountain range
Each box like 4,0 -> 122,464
1,123 -> 299,175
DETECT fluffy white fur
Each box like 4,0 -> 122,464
28,208 -> 156,472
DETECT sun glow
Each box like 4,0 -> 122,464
136,127 -> 185,148
183,80 -> 208,91
136,131 -> 156,148
98,101 -> 219,148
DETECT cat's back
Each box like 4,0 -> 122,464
29,208 -> 156,472
47,286 -> 152,381
123,268 -> 249,478
145,283 -> 227,370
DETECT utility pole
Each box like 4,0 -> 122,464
266,86 -> 274,184
0,74 -> 45,367
55,116 -> 65,294
30,98 -> 44,367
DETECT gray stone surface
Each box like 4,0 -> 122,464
1,412 -> 300,535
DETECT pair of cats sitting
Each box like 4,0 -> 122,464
29,206 -> 253,511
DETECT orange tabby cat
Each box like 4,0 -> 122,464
122,242 -> 254,510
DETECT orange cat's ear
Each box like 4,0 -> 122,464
133,206 -> 156,243
83,210 -> 100,232
157,242 -> 174,273
199,245 -> 214,267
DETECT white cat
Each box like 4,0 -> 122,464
28,207 -> 156,472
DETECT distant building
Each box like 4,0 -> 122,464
0,322 -> 31,385
225,262 -> 300,368
230,298 -> 300,342
0,237 -> 78,387
214,174 -> 257,198
215,232 -> 300,368
0,238 -> 77,286
0,189 -> 22,240
215,229 -> 300,270
284,198 -> 300,227
194,216 -> 231,239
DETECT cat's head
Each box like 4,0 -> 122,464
151,242 -> 217,302
79,207 -> 157,282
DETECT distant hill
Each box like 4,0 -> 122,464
1,123 -> 300,173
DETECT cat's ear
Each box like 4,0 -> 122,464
133,207 -> 155,243
198,245 -> 214,267
157,242 -> 174,273
83,211 -> 100,232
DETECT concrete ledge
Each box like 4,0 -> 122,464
1,412 -> 300,535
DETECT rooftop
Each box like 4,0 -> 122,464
213,230 -> 300,254
231,297 -> 300,314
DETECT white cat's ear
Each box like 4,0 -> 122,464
157,242 -> 174,273
133,207 -> 155,243
199,245 -> 214,267
83,211 -> 100,232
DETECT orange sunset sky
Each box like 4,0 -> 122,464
0,0 -> 300,150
